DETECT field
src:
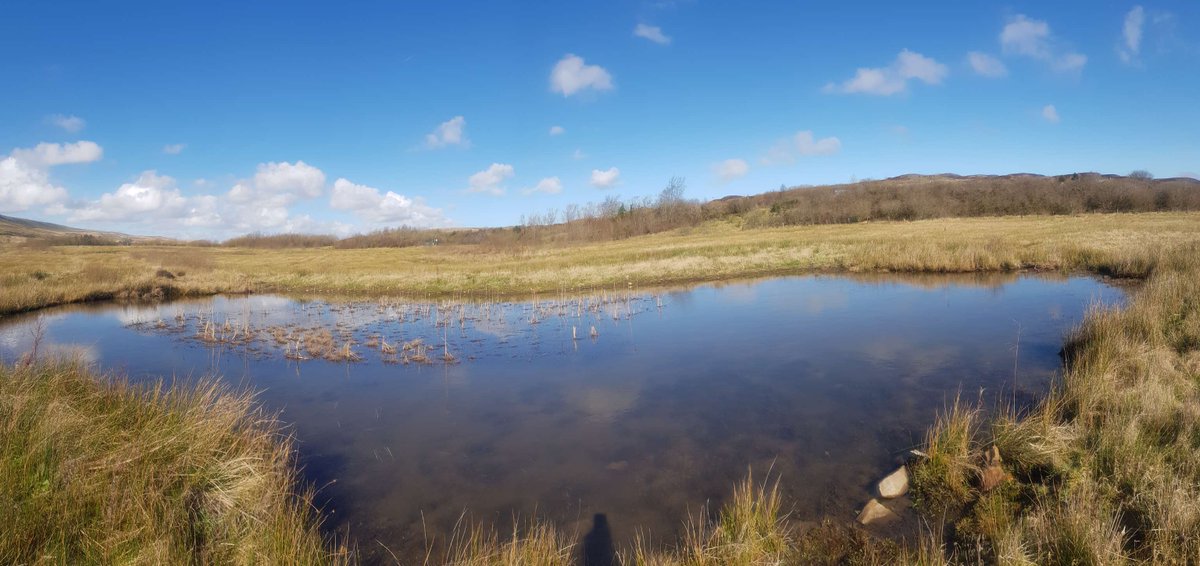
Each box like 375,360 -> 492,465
4,211 -> 1200,564
3,212 -> 1199,317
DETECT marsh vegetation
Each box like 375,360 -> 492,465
3,177 -> 1200,564
1,272 -> 1123,564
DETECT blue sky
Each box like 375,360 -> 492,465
1,1 -> 1197,238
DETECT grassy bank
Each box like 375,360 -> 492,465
905,243 -> 1200,563
0,361 -> 349,564
4,212 -> 1200,316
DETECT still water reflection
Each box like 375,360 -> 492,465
0,273 -> 1124,560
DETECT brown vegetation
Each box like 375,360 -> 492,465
0,361 -> 349,564
225,173 -> 1200,250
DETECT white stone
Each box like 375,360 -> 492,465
877,466 -> 909,498
856,498 -> 898,526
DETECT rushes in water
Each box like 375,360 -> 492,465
438,472 -> 804,566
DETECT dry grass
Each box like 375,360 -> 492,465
906,244 -> 1200,563
3,212 -> 1200,317
0,360 -> 349,564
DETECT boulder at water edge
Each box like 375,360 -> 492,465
877,466 -> 909,498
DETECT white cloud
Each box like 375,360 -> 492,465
572,149 -> 587,160
37,158 -> 415,239
330,178 -> 448,226
71,171 -> 189,222
467,163 -> 515,195
549,125 -> 565,136
522,176 -> 564,195
0,141 -> 102,213
761,131 -> 841,165
47,114 -> 85,133
967,51 -> 1008,78
824,49 -> 947,95
0,156 -> 69,213
1000,15 -> 1087,73
1118,6 -> 1145,63
590,167 -> 620,189
249,160 -> 326,199
1042,104 -> 1060,123
424,116 -> 469,148
550,54 -> 614,97
713,159 -> 749,182
217,160 -> 328,233
795,131 -> 842,155
11,141 -> 103,167
163,143 -> 186,155
634,24 -> 672,45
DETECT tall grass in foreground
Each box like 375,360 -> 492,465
908,243 -> 1200,564
0,361 -> 349,564
437,474 -> 916,565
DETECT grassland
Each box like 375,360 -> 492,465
4,211 -> 1200,564
4,212 -> 1200,317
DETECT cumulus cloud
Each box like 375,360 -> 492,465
761,131 -> 841,165
1118,6 -> 1145,63
204,160 -> 330,232
71,171 -> 189,222
824,49 -> 948,95
246,160 -> 326,200
0,157 -> 69,213
467,163 -> 515,195
1001,15 -> 1087,73
550,54 -> 614,97
47,114 -> 85,133
713,158 -> 749,182
590,167 -> 620,189
967,51 -> 1008,77
11,141 -> 103,167
0,141 -> 102,213
1042,104 -> 1060,123
634,24 -> 672,45
424,116 -> 469,148
572,149 -> 587,160
522,176 -> 564,195
330,178 -> 448,226
549,125 -> 565,136
163,143 -> 186,155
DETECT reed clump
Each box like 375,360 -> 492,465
0,360 -> 349,564
907,244 -> 1200,563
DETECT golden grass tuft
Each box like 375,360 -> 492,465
0,360 -> 349,565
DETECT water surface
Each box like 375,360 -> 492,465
0,273 -> 1124,560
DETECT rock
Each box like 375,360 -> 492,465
856,498 -> 898,526
980,445 -> 1010,492
877,466 -> 909,498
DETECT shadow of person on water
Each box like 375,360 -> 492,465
580,513 -> 620,566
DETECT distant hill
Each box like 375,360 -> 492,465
0,214 -> 159,244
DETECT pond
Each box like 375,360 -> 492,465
0,273 -> 1124,561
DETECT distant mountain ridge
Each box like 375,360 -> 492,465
0,214 -> 156,243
